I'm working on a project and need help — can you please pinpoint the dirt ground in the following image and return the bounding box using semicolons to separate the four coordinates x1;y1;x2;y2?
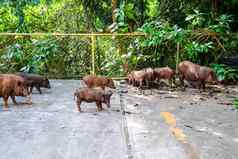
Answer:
0;80;237;159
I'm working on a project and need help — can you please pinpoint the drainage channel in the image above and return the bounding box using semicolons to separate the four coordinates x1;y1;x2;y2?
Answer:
118;80;134;159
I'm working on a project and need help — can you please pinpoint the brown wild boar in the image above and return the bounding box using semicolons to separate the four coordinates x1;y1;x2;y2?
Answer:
83;75;116;89
153;67;175;87
198;66;217;88
130;68;154;88
178;61;217;89
143;67;154;87
74;87;113;112
0;74;30;110
127;72;134;85
16;72;51;94
131;70;146;88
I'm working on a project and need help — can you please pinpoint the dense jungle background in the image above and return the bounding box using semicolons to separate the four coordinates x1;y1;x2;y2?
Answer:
0;0;237;81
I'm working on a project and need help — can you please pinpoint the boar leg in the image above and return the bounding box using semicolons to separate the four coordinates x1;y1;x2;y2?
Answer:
30;86;34;93
106;98;111;108
169;79;172;88
3;96;9;111
179;74;186;90
139;80;144;94
169;77;175;88
24;92;32;105
11;96;18;105
157;78;161;88
172;76;176;88
36;85;42;94
200;81;206;90
76;99;82;112
96;101;103;111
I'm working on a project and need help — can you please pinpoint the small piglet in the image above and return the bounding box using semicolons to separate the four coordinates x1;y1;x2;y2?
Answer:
83;75;116;89
0;74;30;110
16;72;51;94
74;88;113;112
153;67;175;87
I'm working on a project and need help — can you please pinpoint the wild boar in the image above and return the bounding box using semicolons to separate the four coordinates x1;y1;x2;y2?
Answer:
0;74;29;110
153;67;175;87
74;87;113;112
178;61;217;89
83;75;116;89
16;72;51;94
127;73;134;85
143;67;154;87
198;66;217;88
130;68;154;88
131;70;146;88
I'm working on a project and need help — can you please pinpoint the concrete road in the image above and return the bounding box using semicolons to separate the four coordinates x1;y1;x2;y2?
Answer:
0;80;238;159
124;83;238;159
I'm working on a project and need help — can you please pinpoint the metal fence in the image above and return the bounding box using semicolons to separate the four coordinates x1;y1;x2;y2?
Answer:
0;32;145;79
1;32;235;79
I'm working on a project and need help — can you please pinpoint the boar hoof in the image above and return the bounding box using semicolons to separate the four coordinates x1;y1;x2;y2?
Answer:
97;108;103;112
26;101;33;105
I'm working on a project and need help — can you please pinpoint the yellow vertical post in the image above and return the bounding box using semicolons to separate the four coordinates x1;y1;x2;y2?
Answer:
91;34;96;75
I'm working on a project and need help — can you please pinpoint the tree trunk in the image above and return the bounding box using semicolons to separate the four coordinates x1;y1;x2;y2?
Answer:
138;0;144;27
112;0;117;23
212;0;220;18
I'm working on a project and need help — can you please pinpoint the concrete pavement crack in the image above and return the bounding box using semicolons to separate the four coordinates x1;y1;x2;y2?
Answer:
119;81;134;159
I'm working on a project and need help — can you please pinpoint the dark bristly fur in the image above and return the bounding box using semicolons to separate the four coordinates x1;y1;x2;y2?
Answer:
16;72;51;94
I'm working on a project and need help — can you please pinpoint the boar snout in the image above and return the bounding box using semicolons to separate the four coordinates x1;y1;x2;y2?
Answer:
107;78;116;89
103;90;113;108
43;79;51;89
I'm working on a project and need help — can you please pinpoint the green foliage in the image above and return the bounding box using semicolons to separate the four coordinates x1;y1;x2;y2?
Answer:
209;14;233;33
23;37;61;73
0;0;237;78
100;47;124;76
145;0;159;19
1;43;25;72
139;21;172;47
185;41;213;63
122;39;148;70
233;98;238;109
185;10;206;29
114;1;129;32
0;37;61;73
0;0;44;32
158;0;186;26
211;64;238;82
